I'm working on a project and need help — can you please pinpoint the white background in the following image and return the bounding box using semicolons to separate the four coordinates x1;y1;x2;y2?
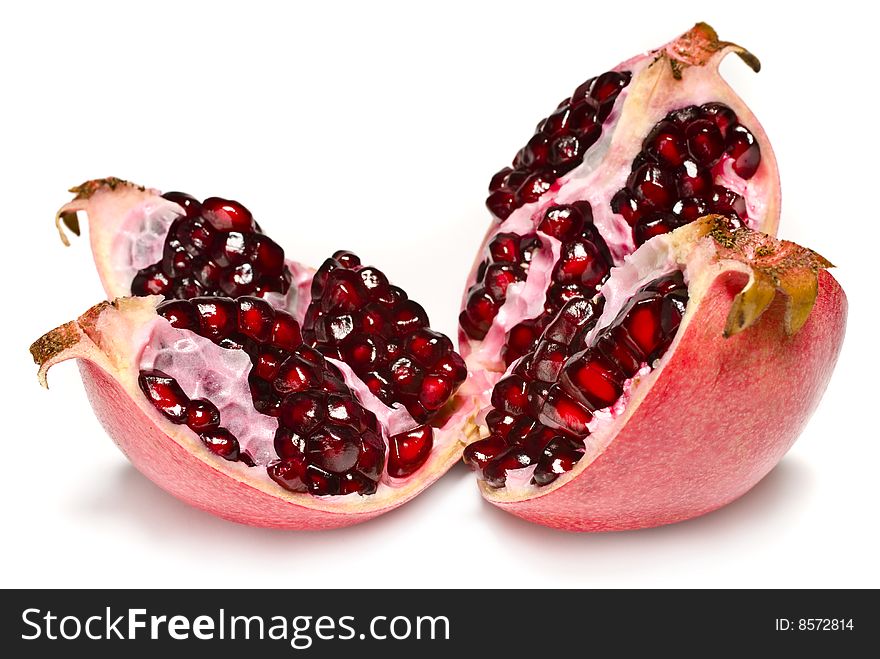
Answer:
1;1;877;588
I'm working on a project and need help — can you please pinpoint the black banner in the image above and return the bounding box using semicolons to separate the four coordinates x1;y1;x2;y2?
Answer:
1;589;874;655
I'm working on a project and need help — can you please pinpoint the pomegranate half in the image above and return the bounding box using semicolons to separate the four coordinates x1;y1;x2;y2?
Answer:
464;217;846;531
35;181;479;529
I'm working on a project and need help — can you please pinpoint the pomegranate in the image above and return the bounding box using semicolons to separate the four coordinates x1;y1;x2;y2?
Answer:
32;24;843;536
35;182;474;528
463;216;846;531
461;23;781;373
54;178;314;319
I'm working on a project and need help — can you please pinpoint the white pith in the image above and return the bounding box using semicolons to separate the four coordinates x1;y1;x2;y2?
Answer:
110;197;182;289
139;318;279;466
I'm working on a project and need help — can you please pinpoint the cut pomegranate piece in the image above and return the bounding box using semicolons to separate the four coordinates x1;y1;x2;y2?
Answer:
464;217;845;531
51;177;471;505
461;23;781;377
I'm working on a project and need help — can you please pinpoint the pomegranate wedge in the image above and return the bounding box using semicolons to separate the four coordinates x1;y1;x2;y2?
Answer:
461;23;781;375
39;179;478;527
464;217;846;531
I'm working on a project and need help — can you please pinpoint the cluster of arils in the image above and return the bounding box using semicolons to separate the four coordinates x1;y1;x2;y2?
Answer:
459;233;541;340
487;71;632;220
303;251;467;426
611;103;761;246
465;273;688;487
459;201;614;366
142;296;386;496
503;201;613;364
132;193;291;300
